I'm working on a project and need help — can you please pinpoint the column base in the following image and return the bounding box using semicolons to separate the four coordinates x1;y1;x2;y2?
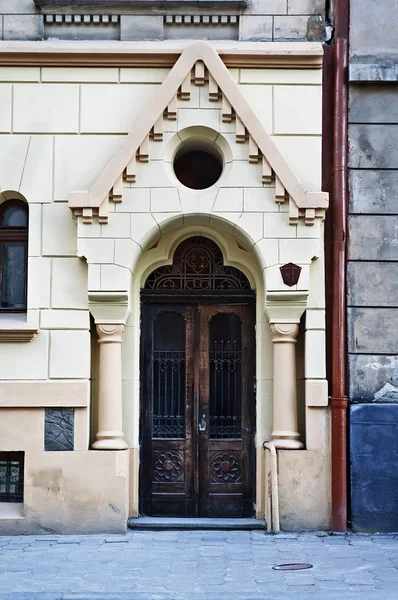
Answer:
270;439;305;450
92;432;128;450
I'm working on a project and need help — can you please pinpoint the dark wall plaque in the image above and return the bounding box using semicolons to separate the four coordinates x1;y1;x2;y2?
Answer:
280;262;302;287
44;408;74;452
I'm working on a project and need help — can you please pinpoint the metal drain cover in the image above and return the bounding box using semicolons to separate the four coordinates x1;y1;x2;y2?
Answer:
273;563;313;571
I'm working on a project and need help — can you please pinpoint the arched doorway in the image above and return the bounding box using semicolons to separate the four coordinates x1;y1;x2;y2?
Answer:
140;236;256;518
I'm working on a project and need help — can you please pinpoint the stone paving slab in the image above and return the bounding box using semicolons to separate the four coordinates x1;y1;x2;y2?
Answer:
0;531;398;599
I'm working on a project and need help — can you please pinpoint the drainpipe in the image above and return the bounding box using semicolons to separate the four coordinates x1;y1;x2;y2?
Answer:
263;442;280;534
331;0;349;532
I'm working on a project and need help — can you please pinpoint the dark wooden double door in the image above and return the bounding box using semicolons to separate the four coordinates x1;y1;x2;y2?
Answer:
140;301;255;518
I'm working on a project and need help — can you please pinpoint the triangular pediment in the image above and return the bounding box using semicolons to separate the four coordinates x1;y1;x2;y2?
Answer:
69;41;328;226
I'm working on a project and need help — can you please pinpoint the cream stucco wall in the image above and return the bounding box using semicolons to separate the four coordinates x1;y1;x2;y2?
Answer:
0;53;329;532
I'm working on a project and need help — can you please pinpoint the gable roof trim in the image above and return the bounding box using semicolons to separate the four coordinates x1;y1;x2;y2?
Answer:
68;41;328;226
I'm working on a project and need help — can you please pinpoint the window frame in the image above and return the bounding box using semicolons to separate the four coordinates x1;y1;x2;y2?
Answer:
0;451;25;503
0;199;29;313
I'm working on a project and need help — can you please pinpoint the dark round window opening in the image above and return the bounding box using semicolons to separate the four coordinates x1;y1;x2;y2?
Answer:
174;143;223;190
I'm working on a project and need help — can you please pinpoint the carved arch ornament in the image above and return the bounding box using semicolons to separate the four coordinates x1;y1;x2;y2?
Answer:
68;41;328;227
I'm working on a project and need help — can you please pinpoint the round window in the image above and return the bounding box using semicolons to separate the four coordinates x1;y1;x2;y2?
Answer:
173;141;223;190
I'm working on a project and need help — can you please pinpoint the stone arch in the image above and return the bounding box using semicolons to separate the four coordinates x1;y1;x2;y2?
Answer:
0;190;29;205
122;215;270;517
131;213;267;287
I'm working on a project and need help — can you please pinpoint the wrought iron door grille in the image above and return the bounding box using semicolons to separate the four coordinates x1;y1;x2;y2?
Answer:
145;236;251;291
153;350;186;438
0;452;24;503
210;341;242;439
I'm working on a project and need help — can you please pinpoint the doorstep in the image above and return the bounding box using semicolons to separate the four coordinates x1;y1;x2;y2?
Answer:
128;517;266;530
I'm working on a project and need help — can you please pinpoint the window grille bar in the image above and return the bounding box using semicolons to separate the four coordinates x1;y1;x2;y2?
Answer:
0;452;24;503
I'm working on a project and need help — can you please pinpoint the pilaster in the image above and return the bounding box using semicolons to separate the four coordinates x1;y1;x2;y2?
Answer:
270;322;304;450
92;323;128;450
89;291;130;451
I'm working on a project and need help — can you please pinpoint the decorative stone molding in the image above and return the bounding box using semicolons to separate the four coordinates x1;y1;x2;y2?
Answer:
165;15;238;25
0;310;40;343
44;14;119;24
0;329;38;343
97;323;124;343
96;319;124;347
34;0;248;10
270;323;304;450
88;291;130;325
0;41;324;69
265;291;308;324
270;323;299;345
68;41;328;228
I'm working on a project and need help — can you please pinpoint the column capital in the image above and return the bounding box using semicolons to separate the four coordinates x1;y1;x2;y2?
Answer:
88;291;130;325
96;323;125;344
265;291;308;324
270;323;299;344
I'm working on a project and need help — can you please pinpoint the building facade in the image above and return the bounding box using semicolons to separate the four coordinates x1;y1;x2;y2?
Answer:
5;0;395;535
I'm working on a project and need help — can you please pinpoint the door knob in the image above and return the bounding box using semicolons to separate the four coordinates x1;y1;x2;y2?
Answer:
199;414;206;432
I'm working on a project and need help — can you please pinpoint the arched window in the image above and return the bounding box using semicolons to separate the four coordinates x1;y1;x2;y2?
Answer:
0;200;28;311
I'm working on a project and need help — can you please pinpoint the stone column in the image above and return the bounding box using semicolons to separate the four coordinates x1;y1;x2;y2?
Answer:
92;324;128;450
270;323;304;449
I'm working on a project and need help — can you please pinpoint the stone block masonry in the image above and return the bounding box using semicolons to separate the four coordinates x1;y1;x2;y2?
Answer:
0;1;329;41
350;404;398;532
348;0;398;532
3;14;43;40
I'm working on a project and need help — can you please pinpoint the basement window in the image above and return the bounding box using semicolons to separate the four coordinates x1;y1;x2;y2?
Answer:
0;452;24;503
174;141;223;190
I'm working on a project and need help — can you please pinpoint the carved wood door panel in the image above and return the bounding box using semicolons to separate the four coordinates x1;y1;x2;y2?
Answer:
140;302;254;518
197;305;254;518
141;304;195;518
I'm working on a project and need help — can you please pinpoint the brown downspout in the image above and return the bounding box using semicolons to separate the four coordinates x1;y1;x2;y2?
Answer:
331;0;349;532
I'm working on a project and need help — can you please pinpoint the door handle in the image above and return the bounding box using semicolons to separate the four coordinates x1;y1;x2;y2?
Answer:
199;414;206;432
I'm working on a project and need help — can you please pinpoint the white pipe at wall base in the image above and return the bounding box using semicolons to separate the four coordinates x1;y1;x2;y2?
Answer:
263;442;280;534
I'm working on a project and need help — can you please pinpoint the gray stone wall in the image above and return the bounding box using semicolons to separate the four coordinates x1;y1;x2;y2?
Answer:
350;404;398;532
350;0;398;64
348;93;398;404
0;1;43;40
348;0;398;532
0;0;328;41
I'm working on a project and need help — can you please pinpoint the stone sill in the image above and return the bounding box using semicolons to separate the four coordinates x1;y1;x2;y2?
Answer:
0;330;38;342
0;314;38;342
0;503;24;520
34;0;249;12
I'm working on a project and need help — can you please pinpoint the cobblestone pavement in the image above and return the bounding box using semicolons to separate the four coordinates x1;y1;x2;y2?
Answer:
1;530;398;600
